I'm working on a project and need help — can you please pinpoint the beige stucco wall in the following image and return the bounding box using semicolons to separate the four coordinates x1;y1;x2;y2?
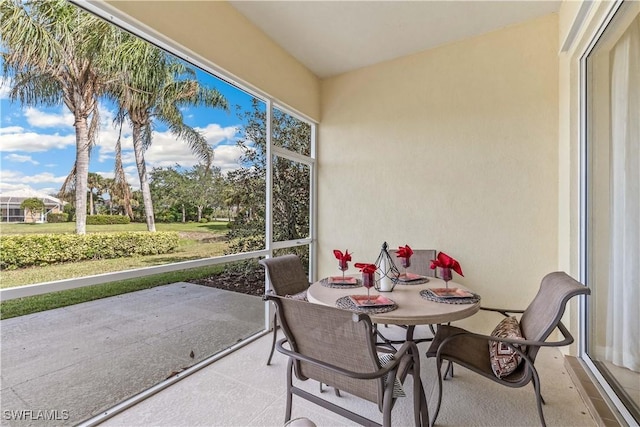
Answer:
100;0;320;121
319;14;559;330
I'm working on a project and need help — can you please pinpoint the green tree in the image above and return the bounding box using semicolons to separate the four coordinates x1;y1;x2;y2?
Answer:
20;197;45;223
107;35;228;232
185;164;223;222
1;0;115;234
87;172;105;215
150;166;189;222
227;100;311;254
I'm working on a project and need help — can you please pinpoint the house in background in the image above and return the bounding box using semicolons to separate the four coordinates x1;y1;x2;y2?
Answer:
0;189;65;223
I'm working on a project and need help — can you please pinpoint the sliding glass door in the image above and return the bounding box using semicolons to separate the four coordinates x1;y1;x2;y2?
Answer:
584;2;640;424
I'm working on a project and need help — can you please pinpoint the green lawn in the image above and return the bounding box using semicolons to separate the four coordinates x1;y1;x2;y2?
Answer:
0;221;236;319
0;221;231;288
1;221;229;235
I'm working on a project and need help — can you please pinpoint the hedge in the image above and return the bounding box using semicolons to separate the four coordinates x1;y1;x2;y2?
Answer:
0;231;180;270
47;213;68;223
86;215;130;225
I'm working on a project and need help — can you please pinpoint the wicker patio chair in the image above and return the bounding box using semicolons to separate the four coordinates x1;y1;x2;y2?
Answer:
426;271;590;427
259;255;310;366
265;294;428;427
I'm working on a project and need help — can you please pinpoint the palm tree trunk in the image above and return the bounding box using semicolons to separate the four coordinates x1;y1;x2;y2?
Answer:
182;204;186;223
74;116;90;235
114;130;134;220
89;190;94;215
132;125;156;232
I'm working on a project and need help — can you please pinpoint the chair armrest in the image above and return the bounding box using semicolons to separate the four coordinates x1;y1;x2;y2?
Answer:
480;306;525;316
276;338;416;380
439;320;575;351
262;289;275;300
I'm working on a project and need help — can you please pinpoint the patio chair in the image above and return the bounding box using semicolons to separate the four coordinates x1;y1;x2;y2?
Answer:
389;249;437;278
265;294;428;427
426;271;590;427
259;255;310;366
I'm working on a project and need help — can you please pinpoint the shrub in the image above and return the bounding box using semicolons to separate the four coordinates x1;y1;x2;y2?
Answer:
86;215;131;225
47;213;68;223
0;231;180;270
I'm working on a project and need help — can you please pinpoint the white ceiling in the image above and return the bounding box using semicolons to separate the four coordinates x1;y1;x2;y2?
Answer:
230;1;561;78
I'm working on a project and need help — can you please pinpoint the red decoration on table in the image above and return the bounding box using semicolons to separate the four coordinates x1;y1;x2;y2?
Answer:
429;252;464;277
355;262;378;302
354;263;377;274
333;249;352;269
396;244;413;269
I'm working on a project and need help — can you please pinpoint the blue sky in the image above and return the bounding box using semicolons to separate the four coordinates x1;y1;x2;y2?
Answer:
0;67;260;196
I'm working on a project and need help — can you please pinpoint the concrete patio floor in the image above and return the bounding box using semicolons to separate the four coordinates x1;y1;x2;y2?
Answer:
0;283;597;427
0;283;264;427
100;325;596;427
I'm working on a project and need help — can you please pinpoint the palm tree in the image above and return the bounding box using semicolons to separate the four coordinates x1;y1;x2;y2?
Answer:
0;0;115;234
113;121;134;220
108;36;228;231
87;172;105;215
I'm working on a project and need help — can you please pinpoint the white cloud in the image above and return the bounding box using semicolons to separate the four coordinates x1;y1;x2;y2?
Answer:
212;144;245;175
0;126;24;134
3;153;39;165
0;170;67;193
24;107;74;128
0;182;35;193
0;77;12;100
199;123;238;146
119;124;239;170
0;128;75;152
96;171;114;180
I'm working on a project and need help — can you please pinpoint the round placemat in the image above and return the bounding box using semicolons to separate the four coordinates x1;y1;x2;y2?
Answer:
396;277;430;285
321;277;362;289
419;289;480;305
335;295;398;313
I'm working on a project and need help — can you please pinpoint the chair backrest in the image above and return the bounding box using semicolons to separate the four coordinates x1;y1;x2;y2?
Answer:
259;255;309;296
519;272;590;359
389;249;437;277
268;295;385;406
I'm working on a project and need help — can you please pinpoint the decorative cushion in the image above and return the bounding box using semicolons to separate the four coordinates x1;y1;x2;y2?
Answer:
489;316;526;379
285;290;308;301
377;352;406;398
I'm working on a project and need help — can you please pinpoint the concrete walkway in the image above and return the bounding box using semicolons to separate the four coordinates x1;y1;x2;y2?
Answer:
0;283;264;427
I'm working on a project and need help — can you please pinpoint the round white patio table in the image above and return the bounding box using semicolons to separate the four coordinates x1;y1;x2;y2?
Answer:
307;276;480;342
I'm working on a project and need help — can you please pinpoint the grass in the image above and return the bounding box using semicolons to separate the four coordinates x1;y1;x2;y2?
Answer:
0;221;234;318
0;264;226;320
0;221;229;235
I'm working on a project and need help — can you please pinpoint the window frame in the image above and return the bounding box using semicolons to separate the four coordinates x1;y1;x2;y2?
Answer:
578;1;638;424
1;1;318;298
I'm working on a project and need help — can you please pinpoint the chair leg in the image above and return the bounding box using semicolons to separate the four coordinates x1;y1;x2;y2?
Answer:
444;361;454;380
267;312;278;365
530;366;547;427
285;359;294;423
319;382;341;397
430;357;445;427
411;356;428;427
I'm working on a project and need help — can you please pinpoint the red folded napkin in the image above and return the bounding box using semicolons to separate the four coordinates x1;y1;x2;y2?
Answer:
333;249;352;268
429;252;464;277
396;245;413;259
354;262;377;274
